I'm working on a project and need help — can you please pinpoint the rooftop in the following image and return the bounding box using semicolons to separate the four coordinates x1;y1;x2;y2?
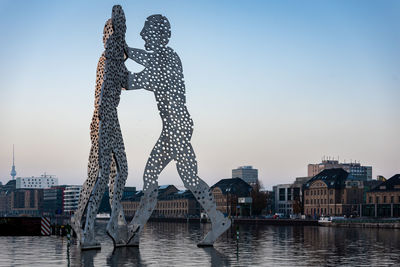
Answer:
369;174;400;192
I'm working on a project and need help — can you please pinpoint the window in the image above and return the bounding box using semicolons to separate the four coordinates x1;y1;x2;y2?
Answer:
330;190;333;195
287;189;292;201
391;196;394;203
384;196;387;203
376;196;379;203
279;188;285;201
369;196;372;203
330;199;333;204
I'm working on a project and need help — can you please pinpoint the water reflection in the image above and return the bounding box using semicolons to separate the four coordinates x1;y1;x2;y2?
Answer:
107;247;143;267
201;247;230;267
0;221;399;266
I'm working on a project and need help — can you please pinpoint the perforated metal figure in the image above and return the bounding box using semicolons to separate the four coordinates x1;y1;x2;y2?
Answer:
73;5;129;249
125;14;231;246
71;17;115;248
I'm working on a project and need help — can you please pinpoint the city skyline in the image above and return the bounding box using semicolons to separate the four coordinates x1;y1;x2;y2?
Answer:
0;0;399;189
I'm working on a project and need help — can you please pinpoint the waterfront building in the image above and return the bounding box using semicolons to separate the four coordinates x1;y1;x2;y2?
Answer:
16;174;58;189
303;168;364;217
232;166;258;185
42;186;66;215
122;185;201;218
0;180;16;216
64;185;82;213
308;159;372;181
10;189;43;216
272;177;309;217
0;191;10;215
273;183;293;216
365;174;400;217
211;178;253;216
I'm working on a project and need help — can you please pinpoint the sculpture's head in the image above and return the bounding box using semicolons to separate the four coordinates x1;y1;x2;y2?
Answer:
141;14;171;51
103;19;113;48
111;5;126;36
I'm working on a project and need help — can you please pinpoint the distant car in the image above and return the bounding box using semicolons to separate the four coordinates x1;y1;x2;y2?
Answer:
274;213;285;219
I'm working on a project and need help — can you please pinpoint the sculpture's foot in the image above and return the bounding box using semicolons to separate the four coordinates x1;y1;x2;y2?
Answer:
125;235;139;247
197;213;231;247
106;218;128;247
81;241;101;250
126;224;141;246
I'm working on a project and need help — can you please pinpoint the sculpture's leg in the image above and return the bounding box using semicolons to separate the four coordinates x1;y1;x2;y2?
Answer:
72;145;99;242
81;147;112;250
107;146;128;247
127;139;171;246
176;143;231;247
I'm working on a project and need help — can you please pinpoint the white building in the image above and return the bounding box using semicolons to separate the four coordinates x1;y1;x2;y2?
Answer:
15;174;58;189
273;177;310;216
64;185;82;213
232;166;258;185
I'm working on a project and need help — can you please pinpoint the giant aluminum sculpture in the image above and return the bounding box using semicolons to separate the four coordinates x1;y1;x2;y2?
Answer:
124;14;231;247
73;5;230;250
72;5;129;250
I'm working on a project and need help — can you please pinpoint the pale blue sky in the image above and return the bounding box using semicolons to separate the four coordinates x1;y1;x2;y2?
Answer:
0;0;399;189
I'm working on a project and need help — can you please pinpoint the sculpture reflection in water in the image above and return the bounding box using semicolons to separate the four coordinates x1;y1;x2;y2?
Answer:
125;14;231;246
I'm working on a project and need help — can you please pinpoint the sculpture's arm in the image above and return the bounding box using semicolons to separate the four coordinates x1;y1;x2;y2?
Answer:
126;70;153;91
125;46;150;67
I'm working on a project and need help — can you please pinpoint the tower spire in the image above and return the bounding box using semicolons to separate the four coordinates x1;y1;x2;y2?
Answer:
10;144;17;180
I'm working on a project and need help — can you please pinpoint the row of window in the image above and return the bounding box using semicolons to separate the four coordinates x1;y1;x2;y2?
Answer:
306;189;333;196
306;207;341;215
368;195;400;204
306;198;334;205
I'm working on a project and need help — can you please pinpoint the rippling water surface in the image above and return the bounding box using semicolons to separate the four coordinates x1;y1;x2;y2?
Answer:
1;221;400;266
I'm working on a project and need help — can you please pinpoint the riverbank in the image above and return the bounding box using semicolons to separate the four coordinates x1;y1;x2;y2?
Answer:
323;218;400;229
145;217;319;226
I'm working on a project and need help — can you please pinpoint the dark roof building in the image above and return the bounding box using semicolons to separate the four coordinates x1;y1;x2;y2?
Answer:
365;174;400;217
211;178;253;197
368;174;400;193
303;168;356;190
303;168;365;217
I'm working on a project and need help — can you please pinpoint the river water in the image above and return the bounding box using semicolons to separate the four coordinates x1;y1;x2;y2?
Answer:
0;221;399;266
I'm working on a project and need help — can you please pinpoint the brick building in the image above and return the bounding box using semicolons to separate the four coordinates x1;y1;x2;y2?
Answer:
10;189;43;216
122;185;200;218
303;168;364;217
365;174;400;217
211;178;253;216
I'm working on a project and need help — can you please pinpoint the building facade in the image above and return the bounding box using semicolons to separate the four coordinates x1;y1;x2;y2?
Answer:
16;174;58;189
303;168;364;217
365;174;400;217
64;185;82;213
211;178;253;217
42;186;66;215
272;177;309;217
10;189;43;216
308;159;372;181
122;185;200;218
232;166;258;185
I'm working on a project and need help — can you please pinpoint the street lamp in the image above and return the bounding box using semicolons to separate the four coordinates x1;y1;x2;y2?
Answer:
226;188;231;217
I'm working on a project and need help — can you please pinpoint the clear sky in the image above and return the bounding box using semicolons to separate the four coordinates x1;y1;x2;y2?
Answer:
0;0;399;189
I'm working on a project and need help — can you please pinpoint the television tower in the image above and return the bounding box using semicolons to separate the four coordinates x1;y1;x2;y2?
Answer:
10;144;17;180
